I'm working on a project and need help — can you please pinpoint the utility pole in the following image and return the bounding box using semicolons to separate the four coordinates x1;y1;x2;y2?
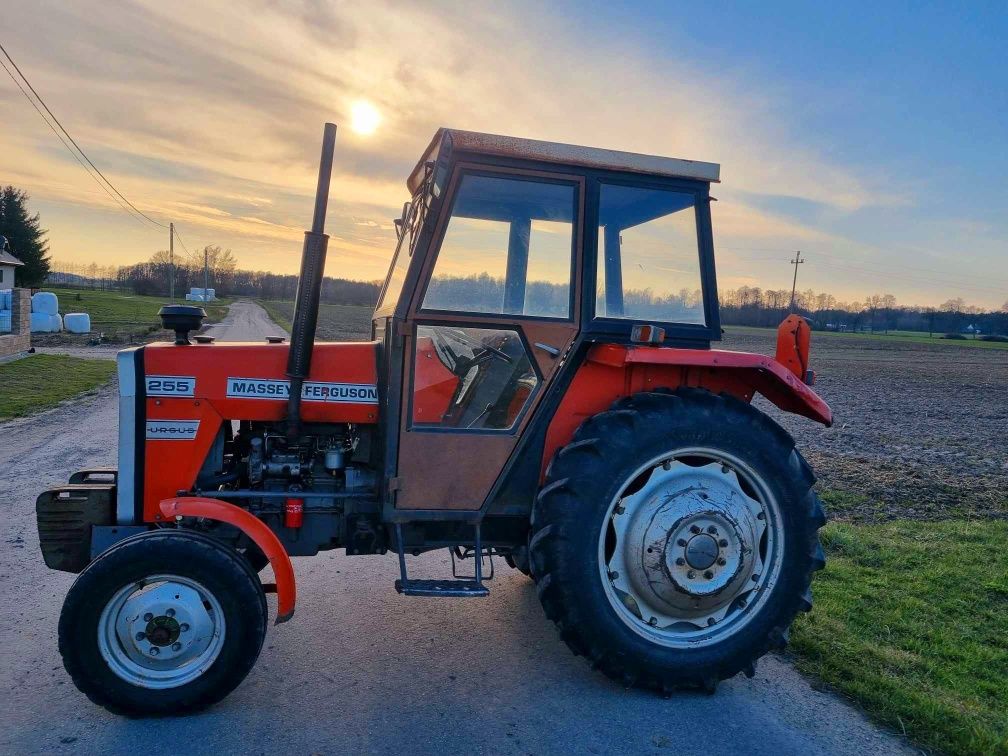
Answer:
203;246;209;301
789;251;804;311
169;222;175;302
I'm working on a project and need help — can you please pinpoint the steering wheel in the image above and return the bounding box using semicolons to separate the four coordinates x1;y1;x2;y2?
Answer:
441;327;513;364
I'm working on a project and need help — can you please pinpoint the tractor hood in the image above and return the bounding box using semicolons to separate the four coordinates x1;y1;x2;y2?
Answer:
139;341;380;425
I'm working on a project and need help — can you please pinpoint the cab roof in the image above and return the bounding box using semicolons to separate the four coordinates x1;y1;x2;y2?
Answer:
407;128;720;194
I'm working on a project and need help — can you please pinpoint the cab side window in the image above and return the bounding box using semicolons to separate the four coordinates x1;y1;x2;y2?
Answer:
422;174;576;319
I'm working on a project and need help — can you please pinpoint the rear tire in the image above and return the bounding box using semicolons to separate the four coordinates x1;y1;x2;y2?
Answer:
530;388;825;692
59;530;268;715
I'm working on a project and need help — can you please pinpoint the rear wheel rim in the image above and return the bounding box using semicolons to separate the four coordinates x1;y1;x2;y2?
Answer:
598;447;784;650
97;574;226;689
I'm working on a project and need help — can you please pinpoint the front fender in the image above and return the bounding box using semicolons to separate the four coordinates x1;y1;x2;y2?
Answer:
158;497;296;623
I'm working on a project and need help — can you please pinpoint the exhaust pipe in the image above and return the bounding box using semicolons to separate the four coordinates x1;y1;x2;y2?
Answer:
286;122;337;442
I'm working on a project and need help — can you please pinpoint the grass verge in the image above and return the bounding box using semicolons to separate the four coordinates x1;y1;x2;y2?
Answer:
792;518;1008;755
0;354;116;420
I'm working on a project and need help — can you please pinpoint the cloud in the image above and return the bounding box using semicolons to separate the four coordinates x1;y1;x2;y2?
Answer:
0;0;1001;306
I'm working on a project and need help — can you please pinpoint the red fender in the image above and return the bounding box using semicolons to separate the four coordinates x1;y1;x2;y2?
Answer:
159;496;296;623
542;344;833;478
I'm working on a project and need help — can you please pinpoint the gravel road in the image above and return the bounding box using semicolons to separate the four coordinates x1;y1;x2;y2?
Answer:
0;301;910;755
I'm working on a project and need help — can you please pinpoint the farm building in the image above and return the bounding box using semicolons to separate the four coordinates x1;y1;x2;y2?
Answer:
0;236;25;287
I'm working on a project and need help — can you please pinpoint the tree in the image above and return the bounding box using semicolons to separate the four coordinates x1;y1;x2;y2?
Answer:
0;185;51;286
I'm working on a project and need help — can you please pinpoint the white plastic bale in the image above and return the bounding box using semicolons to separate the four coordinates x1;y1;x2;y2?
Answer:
50;313;63;332
30;311;54;332
31;291;59;315
64;312;91;333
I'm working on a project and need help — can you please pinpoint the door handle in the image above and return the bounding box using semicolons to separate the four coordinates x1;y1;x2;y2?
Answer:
534;342;561;358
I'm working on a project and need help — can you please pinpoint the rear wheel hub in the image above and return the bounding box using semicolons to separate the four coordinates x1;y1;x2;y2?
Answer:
601;450;783;648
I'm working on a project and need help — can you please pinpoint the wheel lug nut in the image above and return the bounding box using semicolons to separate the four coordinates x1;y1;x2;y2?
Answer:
677;539;687;547
751;574;759;582
690;525;701;535
703;571;713;579
166;608;175;617
675;557;685;566
608;570;619;580
719;539;728;548
143;613;153;622
687;570;696;579
648;617;658;627
707;617;716;626
707;526;717;534
172;642;182;652
717;558;726;566
180;623;190;632
149;647;160;656
135;632;145;641
757;512;765;520
614;505;625;515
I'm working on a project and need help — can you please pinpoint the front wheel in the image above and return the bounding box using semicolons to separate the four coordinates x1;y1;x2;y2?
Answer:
59;530;268;715
530;388;826;692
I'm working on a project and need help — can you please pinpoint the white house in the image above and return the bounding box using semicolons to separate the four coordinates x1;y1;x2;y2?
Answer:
0;236;25;287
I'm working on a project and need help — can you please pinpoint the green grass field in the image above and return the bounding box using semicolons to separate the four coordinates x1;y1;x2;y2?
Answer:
725;323;1008;349
47;287;229;339
792;518;1008;755
0;354;116;419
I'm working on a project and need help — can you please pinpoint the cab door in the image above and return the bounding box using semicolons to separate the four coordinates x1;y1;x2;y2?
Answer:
394;167;583;510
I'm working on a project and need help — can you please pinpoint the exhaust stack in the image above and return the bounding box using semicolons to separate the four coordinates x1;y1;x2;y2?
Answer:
286;122;337;441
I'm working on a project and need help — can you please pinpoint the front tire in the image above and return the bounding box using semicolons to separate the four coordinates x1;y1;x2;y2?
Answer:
59;530;268;715
530;388;826;692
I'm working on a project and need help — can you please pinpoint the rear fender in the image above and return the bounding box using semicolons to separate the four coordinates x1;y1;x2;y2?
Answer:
542;344;832;477
158;497;296;623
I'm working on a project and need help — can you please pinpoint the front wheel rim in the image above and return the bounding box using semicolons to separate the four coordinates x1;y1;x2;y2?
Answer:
598;448;785;650
97;574;226;689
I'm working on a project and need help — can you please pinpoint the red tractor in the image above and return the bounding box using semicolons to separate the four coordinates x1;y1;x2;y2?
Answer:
38;124;831;714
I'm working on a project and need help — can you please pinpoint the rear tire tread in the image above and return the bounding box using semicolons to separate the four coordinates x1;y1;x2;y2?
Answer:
530;388;826;693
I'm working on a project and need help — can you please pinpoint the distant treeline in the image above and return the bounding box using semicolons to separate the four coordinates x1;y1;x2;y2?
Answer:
48;256;1007;335
721;286;1008;335
50;252;382;307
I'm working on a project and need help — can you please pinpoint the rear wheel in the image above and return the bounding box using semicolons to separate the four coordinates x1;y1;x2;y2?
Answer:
530;388;825;692
59;530;267;715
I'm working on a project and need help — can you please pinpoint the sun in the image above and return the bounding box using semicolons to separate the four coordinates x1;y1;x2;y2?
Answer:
350;101;381;135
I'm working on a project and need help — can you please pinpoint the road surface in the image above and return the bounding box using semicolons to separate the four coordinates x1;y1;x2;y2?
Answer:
0;301;911;755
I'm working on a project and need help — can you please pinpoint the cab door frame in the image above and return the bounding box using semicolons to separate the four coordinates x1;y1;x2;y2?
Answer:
390;162;585;515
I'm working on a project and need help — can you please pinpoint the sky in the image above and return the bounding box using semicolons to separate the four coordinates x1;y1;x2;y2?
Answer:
1;0;1005;308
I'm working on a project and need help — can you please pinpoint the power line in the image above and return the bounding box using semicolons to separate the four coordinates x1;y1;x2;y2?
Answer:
789;251;804;310
172;227;192;257
0;54;148;227
0;40;166;229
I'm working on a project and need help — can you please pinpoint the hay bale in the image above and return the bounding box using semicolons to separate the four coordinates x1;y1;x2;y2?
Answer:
64;313;91;333
31;311;55;332
32;291;59;315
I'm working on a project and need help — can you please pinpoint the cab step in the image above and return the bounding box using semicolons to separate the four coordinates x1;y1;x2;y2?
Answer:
394;578;489;597
394;522;490;598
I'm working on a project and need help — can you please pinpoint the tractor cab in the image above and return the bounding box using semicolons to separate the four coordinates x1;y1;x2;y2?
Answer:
372;130;725;514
